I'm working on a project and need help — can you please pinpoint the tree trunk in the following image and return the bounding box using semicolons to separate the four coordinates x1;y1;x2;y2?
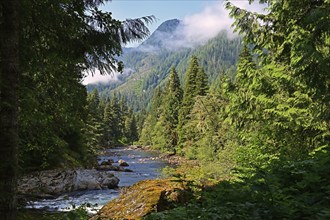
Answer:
0;0;19;219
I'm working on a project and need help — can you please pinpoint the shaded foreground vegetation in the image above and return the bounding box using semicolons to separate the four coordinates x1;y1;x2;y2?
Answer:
146;148;330;219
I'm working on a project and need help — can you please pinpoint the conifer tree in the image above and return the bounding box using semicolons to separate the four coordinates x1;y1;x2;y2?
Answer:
226;0;330;166
196;68;208;96
178;56;198;131
124;108;139;144
139;88;163;145
178;56;208;148
164;67;182;127
151;67;183;151
85;89;103;150
180;56;199;121
162;67;182;151
102;94;123;146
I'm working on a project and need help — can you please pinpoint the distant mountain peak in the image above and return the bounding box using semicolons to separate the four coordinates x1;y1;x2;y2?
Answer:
139;19;182;49
154;19;181;33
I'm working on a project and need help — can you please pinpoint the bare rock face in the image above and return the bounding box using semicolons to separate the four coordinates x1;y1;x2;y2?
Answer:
18;169;119;196
91;179;190;220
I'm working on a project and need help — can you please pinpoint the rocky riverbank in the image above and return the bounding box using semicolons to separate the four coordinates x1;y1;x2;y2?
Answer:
19;146;169;214
18;169;119;199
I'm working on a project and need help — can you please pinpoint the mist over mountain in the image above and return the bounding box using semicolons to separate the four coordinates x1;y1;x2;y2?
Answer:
139;19;181;49
87;19;242;111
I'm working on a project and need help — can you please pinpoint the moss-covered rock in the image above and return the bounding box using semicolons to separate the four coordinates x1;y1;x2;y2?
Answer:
91;179;190;220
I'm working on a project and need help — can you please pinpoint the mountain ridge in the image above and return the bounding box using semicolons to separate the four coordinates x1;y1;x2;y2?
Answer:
87;19;242;111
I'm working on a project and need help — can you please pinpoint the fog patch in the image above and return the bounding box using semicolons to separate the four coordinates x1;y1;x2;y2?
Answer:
82;68;134;85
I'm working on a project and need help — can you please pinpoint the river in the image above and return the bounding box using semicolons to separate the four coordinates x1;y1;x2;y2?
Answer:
25;147;167;214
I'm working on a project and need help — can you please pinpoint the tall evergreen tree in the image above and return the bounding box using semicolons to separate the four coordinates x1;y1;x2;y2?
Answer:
178;56;208;148
85;89;103;153
139;88;163;145
162;67;182;151
164;68;182;126
124;108;139;144
149;67;183;151
102;95;123;146
180;56;199;121
195;68;208;96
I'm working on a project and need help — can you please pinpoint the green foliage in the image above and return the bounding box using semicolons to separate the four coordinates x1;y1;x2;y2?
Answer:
64;206;90;220
99;93;139;146
146;147;330;220
139;88;164;146
18;206;90;220
142;1;330;219
179;56;200;122
18;66;89;169
195;68;208;96
158;67;182;151
13;0;154;171
183;94;228;161
83;89;104;157
102;95;122;146
178;56;209;150
224;0;330;170
123;108;139;144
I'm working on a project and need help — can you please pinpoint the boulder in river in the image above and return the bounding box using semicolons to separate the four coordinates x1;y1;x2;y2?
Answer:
118;159;129;167
100;159;115;166
100;161;111;166
18;169;119;196
91;179;191;220
96;165;132;172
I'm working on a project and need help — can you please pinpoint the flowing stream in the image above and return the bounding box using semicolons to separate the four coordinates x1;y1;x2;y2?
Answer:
25;147;167;214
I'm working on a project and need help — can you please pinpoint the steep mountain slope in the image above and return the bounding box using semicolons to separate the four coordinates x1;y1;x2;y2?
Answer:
87;19;242;111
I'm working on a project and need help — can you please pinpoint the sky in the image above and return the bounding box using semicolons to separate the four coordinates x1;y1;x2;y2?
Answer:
83;0;266;84
102;0;215;36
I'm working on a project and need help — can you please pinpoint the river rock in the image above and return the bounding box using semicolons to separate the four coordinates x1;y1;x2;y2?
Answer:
18;169;119;196
96;165;132;172
91;179;190;220
100;161;111;166
118;159;129;167
100;159;114;166
128;145;142;150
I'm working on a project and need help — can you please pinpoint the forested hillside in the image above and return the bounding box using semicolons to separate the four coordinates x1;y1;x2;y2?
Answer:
87;19;242;111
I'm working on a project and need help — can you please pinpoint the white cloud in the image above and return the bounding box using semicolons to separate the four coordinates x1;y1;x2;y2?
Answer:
180;2;234;45
170;0;267;47
82;68;134;85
